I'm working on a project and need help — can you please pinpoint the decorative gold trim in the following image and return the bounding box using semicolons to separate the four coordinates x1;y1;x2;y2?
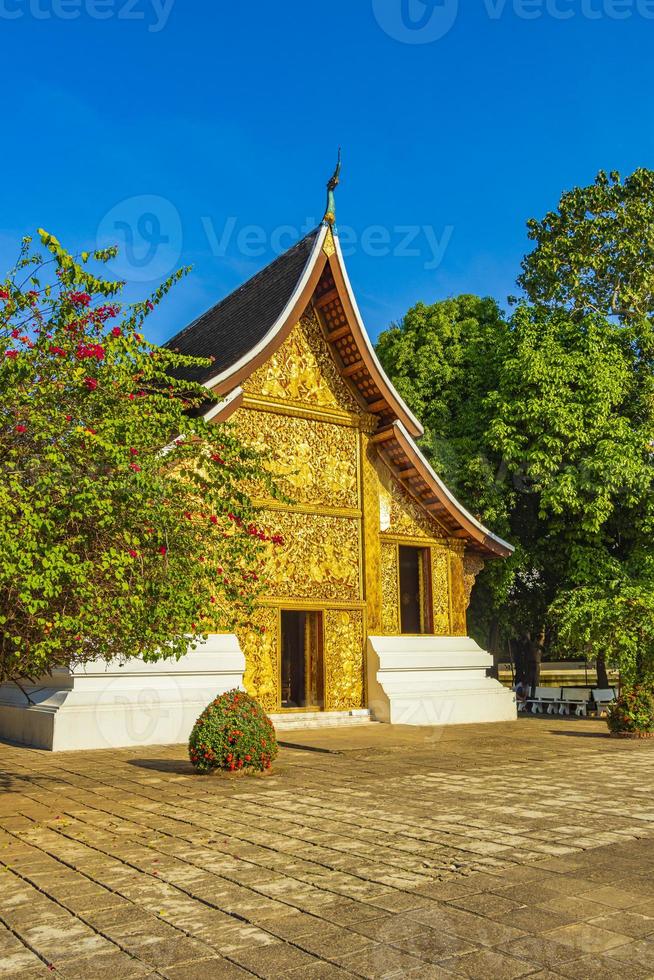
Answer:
252;498;362;519
323;228;337;257
259;598;367;611
242;394;361;428
381;534;447;549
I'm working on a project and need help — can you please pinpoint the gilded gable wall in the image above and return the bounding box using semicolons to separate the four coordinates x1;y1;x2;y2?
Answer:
223;306;467;712
230;309;366;710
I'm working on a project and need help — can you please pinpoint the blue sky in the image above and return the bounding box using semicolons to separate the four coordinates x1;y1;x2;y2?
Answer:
1;1;652;344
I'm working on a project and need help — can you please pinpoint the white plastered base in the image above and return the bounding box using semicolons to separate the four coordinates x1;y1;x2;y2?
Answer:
0;635;245;751
366;635;517;726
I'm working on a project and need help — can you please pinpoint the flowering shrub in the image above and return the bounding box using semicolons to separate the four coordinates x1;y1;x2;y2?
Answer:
189;689;278;773
606;685;654;735
0;230;284;685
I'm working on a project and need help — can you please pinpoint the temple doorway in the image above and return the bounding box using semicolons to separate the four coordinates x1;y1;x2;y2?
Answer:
280;611;324;710
399;546;432;634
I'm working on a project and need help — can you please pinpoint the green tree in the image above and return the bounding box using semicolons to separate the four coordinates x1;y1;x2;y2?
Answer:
375;295;518;663
488;304;652;683
377;183;654;686
518;167;654;685
0;231;278;687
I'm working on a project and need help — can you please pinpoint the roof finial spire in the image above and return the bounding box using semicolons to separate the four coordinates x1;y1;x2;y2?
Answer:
322;148;342;228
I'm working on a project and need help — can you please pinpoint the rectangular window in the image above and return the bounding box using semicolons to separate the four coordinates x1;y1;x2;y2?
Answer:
399;546;432;635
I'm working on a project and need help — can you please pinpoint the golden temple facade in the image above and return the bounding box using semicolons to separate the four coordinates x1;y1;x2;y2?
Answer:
169;224;511;716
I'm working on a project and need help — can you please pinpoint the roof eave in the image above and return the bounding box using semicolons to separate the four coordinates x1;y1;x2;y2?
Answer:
393;421;515;558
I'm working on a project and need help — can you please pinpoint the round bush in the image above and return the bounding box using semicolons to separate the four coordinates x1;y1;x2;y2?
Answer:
189;689;278;773
606;685;654;736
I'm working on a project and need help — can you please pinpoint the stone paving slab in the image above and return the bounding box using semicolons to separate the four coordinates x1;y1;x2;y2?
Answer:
0;716;653;977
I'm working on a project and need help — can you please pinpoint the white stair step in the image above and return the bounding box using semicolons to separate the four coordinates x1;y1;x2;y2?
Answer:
269;709;371;731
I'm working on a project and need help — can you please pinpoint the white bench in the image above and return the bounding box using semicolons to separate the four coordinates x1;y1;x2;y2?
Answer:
526;687;562;714
592;687;616;716
557;688;592;717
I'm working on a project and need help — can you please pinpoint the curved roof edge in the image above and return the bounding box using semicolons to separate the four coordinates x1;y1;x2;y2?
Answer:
198;227;424;437
392;421;514;558
331;234;424;439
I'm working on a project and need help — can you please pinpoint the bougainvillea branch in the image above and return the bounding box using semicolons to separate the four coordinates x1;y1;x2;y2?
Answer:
0;230;281;684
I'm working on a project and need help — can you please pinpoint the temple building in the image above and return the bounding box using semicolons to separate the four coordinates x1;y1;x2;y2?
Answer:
0;168;516;751
165;170;516;728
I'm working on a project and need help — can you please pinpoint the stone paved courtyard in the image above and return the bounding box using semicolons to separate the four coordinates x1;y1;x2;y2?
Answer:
1;716;654;978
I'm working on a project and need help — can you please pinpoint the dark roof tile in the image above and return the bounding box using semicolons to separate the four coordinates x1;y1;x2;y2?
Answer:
165;227;320;384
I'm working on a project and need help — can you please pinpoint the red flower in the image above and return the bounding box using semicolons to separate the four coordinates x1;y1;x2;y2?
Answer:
49;345;67;357
65;414;72;421
128;549;138;558
145;301;154;312
210;515;218;525
129;447;138;456
111;326;122;338
128;393;135;400
83;377;97;391
129;463;141;473
211;454;225;464
76;342;105;361
69;291;91;307
0;288;9;300
5;350;18;359
159;546;167;556
15;424;26;434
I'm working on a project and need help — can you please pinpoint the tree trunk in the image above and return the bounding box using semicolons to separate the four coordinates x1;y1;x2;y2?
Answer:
524;628;545;689
596;651;609;689
512;639;529;686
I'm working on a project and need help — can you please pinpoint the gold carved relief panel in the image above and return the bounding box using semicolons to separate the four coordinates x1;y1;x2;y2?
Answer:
260;510;361;603
232;407;359;510
323;609;365;710
243;310;361;413
362;436;382;632
381;541;400;635
236;607;279;712
372;457;446;540
431;548;452;635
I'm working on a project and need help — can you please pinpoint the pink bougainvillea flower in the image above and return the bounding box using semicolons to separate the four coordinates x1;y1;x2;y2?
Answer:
69;291;91;307
76;342;105;361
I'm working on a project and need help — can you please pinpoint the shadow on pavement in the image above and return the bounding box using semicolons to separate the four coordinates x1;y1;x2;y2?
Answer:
127;758;195;775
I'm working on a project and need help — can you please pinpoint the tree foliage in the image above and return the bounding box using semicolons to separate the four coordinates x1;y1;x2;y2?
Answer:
377;169;654;685
0;231;280;685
